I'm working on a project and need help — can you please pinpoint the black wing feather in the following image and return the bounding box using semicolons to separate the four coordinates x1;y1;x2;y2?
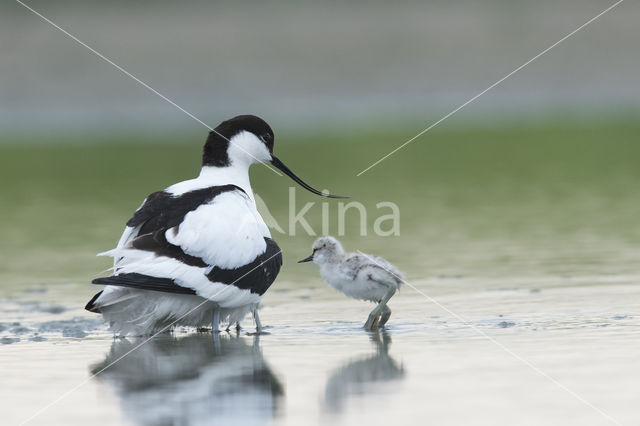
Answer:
127;185;246;235
206;238;282;295
92;273;197;295
121;184;246;266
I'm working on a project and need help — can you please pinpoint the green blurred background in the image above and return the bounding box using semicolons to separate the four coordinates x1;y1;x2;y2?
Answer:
1;0;639;295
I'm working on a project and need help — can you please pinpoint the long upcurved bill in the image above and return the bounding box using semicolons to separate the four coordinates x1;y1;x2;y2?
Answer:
271;155;348;199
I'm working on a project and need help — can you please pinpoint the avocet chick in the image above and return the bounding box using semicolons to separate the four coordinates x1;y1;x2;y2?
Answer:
298;236;403;330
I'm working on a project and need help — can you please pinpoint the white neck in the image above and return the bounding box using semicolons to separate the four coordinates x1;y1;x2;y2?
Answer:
166;164;254;202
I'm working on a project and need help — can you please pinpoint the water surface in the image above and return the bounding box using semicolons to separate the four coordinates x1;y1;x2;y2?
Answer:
1;123;640;425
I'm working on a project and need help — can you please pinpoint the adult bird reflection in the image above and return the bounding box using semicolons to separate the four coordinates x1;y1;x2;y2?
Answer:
90;333;283;425
324;330;405;412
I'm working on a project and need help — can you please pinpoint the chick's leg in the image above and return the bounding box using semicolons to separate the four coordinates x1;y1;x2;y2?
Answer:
379;305;392;327
364;286;396;330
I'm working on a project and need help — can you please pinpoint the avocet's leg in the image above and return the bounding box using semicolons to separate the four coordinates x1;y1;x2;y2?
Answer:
379;305;392;327
364;287;396;331
212;309;220;334
212;331;221;354
253;309;263;334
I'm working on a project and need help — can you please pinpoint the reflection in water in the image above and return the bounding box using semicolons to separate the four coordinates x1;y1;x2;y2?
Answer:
324;330;405;412
91;333;283;425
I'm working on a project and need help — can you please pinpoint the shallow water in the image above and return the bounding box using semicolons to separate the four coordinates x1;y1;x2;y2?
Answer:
2;124;640;425
1;275;639;426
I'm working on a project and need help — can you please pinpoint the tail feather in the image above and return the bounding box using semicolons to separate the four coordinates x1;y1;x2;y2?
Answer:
85;290;103;313
85;286;140;314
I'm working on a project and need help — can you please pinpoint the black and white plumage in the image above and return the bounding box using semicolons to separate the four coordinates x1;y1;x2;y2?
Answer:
86;115;343;335
298;236;403;330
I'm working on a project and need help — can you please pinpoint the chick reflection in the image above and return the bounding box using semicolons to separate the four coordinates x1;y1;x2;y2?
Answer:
91;333;283;425
324;330;405;411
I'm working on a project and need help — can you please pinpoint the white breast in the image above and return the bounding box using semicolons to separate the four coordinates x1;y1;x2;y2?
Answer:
165;191;269;269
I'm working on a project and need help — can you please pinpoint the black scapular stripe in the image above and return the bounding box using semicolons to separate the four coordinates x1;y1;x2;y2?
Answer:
127;184;246;235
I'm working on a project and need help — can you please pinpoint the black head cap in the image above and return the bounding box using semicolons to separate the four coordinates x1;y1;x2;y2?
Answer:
202;115;274;167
